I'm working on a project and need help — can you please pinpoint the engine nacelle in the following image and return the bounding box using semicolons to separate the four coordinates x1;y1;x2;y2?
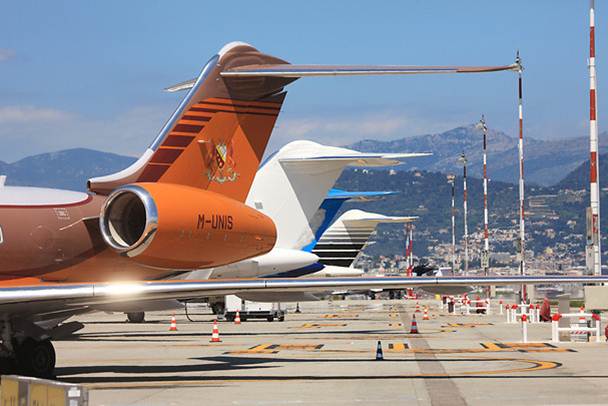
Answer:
100;183;276;269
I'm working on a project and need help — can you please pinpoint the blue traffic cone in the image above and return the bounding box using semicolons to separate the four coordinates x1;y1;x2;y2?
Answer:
375;340;384;360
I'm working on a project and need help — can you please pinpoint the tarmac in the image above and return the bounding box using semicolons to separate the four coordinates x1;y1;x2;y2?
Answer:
53;299;608;405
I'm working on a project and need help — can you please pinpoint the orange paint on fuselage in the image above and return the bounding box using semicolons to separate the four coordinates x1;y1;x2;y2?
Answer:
127;183;276;270
0;187;275;282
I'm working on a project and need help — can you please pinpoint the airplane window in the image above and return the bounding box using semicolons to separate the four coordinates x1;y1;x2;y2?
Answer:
0;226;3;244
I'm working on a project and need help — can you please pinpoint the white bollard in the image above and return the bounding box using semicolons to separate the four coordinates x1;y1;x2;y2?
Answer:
506;306;511;323
551;319;559;343
511;306;517;324
499;301;504;315
529;305;536;324
522;314;528;343
486;299;492;315
536;307;541;323
595;316;602;343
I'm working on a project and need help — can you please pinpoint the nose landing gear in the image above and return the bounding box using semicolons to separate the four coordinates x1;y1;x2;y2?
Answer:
15;338;56;378
0;319;56;379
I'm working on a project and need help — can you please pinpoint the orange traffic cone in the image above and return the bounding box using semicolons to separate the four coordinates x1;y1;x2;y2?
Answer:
415;302;421;313
234;310;241;325
169;314;177;332
423;307;430;320
210;319;222;342
410;314;419;334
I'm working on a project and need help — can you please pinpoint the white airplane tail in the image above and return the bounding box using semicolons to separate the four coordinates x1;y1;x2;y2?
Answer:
245;140;427;250
312;209;416;268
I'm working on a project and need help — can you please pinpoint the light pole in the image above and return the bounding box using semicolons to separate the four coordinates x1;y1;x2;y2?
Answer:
447;174;457;273
588;0;602;276
459;153;469;276
515;52;527;302
478;115;490;276
405;224;412;277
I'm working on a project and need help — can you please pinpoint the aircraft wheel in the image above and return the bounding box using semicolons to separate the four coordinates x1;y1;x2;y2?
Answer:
16;338;56;379
0;356;17;375
211;302;225;316
126;312;145;323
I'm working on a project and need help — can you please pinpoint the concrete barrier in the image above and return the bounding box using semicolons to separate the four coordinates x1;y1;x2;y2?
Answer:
1;375;88;405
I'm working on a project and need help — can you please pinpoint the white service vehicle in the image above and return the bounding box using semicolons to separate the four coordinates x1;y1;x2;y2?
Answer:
224;295;285;322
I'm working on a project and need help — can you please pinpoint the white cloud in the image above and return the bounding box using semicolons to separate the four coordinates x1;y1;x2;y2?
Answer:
0;106;73;123
0;49;15;62
0;103;464;163
0;104;168;162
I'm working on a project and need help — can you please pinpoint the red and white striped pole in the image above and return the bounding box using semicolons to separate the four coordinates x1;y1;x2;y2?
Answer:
405;225;412;277
589;0;602;276
459;153;469;276
408;225;414;272
447;174;457;273
516;52;527;301
480;115;490;276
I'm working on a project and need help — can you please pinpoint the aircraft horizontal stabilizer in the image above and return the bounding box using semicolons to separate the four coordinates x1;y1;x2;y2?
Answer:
326;189;397;200
166;63;519;92
280;152;431;167
343;215;418;226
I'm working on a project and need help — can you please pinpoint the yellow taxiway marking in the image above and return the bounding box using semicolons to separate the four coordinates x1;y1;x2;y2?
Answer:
297;323;348;329
276;344;324;351
394;343;574;354
81;357;561;390
226;343;279;354
479;342;575;353
225;343;325;354
387;342;410;352
322;314;340;318
445;323;494;328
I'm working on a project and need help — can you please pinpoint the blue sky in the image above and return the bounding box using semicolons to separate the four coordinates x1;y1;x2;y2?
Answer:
0;1;605;162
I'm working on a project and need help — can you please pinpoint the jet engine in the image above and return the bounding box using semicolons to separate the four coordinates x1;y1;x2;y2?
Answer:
100;183;276;269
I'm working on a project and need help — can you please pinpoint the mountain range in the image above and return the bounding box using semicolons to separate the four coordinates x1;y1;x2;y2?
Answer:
347;125;608;186
0;148;135;191
1;131;607;265
0;125;605;192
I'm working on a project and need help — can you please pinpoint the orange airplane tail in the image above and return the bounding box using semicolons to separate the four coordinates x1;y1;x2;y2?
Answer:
88;42;293;202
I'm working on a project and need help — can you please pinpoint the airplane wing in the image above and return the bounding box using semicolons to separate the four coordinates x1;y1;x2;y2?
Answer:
3;276;607;317
166;63;519;92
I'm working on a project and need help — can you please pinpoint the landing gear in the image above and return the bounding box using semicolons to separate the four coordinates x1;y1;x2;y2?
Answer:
126;312;145;323
211;302;226;316
0;319;56;378
15;338;56;379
